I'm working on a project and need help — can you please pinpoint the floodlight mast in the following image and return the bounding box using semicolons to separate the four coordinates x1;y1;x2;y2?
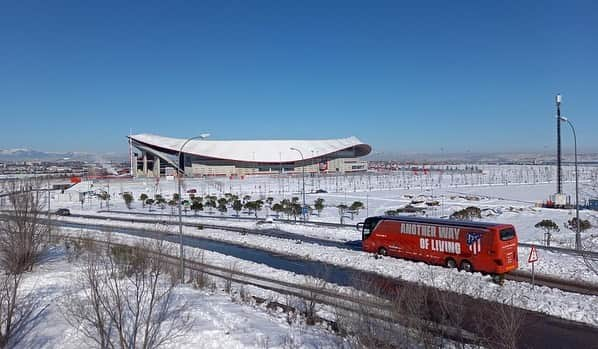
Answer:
556;94;562;194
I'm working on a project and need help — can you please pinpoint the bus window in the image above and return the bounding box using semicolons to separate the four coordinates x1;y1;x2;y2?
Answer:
500;228;516;241
362;217;381;240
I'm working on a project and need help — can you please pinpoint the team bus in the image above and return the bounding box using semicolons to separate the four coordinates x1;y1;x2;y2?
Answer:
357;215;518;279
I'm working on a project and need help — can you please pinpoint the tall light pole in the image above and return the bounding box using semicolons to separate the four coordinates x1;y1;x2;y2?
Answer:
557;114;580;250
556;94;563;194
290;147;306;221
177;133;210;282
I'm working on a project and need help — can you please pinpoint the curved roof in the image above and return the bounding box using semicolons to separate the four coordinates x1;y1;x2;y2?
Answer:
130;134;371;163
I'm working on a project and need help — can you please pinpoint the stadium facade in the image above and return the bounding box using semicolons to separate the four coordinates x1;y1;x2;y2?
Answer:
129;134;372;177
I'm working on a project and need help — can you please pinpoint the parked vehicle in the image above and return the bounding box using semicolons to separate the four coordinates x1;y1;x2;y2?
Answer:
256;217;274;225
55;208;71;216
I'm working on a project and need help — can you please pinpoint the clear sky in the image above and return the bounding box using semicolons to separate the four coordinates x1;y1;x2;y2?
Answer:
1;1;596;154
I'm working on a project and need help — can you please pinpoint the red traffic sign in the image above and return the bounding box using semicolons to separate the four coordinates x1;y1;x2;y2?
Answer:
528;245;539;263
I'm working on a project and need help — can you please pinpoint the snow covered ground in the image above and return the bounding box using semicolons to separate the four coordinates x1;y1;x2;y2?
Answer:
53;218;598;327
18;165;598;331
20;242;350;349
47;165;598;251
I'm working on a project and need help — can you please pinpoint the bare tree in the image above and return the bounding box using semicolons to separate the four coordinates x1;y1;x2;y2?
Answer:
0;180;49;274
223;261;238;295
60;237;191;348
0;179;48;348
0;272;46;348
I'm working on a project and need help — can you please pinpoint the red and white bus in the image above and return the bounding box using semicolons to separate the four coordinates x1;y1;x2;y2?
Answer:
357;215;518;277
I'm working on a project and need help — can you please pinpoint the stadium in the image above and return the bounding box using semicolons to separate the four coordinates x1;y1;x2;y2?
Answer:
128;134;372;177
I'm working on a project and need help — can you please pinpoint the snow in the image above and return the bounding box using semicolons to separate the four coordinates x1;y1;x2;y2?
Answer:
35;165;598;329
19;244;349;348
53;165;598;251
54;217;598;327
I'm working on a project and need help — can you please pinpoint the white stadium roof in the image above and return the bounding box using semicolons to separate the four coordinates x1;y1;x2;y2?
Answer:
129;134;371;163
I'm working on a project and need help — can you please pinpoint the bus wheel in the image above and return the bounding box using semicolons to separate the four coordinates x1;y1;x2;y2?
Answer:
492;274;505;285
445;258;457;269
378;247;388;256
460;260;473;272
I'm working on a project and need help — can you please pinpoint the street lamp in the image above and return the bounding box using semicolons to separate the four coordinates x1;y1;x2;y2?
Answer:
290;147;306;221
557;113;580;250
177;133;210;282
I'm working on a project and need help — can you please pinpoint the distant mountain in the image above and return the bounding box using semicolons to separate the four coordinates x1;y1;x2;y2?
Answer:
0;149;127;162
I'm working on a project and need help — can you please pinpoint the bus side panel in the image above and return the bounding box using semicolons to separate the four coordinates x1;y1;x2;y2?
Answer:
368;220;420;257
363;218;519;275
371;221;455;265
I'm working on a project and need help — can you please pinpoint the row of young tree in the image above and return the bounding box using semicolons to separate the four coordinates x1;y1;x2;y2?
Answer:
123;192;366;222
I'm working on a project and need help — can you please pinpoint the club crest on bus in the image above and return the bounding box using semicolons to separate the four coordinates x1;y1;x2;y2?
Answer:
467;232;482;255
467;233;482;245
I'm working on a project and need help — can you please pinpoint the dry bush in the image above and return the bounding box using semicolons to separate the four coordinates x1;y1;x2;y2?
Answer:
337;274;407;349
238;285;250;303
471;294;525;349
190;269;211;290
223;261;238;294
297;275;328;326
284;295;299;325
341;269;475;349
60;238;191;348
189;251;211;289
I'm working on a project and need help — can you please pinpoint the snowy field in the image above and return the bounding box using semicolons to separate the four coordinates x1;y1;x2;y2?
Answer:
20;239;350;349
53;219;598;327
43;164;598;251
7;164;598;339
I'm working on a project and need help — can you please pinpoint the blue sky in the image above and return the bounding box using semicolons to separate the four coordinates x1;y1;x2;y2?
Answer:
1;1;596;154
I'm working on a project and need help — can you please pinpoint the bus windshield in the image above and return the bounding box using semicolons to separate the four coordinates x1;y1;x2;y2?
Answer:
362;217;381;240
500;228;516;241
